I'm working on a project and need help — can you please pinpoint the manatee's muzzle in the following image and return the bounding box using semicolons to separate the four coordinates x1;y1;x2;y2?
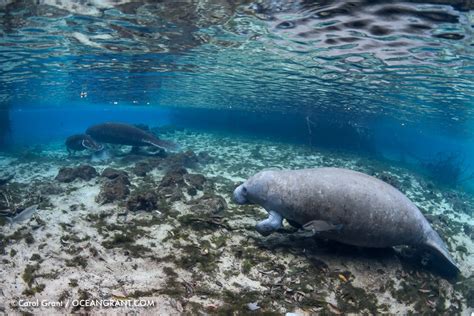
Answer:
233;184;248;205
82;139;103;152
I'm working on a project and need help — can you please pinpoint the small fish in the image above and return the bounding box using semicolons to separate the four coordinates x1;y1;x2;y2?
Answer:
338;274;348;282
9;205;39;224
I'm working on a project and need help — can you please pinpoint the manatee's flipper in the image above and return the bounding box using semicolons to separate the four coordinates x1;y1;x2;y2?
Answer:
256;210;283;236
82;139;104;152
303;220;343;233
422;229;460;276
81;139;92;150
144;138;178;150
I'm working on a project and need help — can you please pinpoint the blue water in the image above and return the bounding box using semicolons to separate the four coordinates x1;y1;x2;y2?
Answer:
0;1;473;314
1;0;473;190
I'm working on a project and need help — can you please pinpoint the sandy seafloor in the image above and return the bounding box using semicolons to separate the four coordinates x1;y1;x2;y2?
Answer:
0;128;473;315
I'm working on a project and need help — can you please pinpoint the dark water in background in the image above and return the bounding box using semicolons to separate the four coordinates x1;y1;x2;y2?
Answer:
0;0;473;190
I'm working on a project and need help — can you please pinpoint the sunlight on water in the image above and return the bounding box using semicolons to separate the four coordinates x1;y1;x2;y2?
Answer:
0;0;472;129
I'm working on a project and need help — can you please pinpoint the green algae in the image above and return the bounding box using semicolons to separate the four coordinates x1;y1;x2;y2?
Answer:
6;228;35;244
65;255;88;269
128;288;160;298
21;263;46;296
22;283;45;296
392;276;463;314
22;263;40;287
173;242;219;273
177;213;231;231
336;282;379;314
30;253;42;262
58;289;70;302
61;233;91;244
101;232;152;257
87;211;156;257
72;289;92;312
211;289;282;315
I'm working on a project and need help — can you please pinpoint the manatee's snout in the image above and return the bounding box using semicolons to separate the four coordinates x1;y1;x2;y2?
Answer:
82;138;103;152
233;184;248;205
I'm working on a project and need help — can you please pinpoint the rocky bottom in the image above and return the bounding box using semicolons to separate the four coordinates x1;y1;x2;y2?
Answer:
0;128;473;315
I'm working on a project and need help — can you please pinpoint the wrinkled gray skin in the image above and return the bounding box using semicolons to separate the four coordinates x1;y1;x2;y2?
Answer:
234;168;459;274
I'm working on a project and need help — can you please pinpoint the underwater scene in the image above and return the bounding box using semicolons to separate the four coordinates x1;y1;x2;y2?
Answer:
0;0;473;314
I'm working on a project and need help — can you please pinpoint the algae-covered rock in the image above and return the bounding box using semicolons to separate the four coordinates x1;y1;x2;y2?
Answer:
133;161;154;177
56;165;98;183
101;168;129;180
184;173;207;190
189;193;227;215
165;150;198;169
127;191;158;212
159;167;187;188
96;176;130;204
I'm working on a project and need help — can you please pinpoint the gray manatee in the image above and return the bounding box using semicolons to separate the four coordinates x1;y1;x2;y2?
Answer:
233;167;459;275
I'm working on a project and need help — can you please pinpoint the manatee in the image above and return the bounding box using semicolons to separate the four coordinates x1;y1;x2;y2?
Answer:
65;134;103;155
233;167;459;275
86;122;176;150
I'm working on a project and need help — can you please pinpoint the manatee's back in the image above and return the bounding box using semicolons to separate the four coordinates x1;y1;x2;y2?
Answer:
86;123;148;146
273;168;428;247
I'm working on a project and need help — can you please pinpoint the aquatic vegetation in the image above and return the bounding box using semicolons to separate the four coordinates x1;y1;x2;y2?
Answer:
96;175;131;204
336;282;379;314
21;263;46;296
188;193;227;214
126;191;159;212
65;255;88;269
132;160;156;177
102;233;153;257
69;279;78;287
165;151;199;170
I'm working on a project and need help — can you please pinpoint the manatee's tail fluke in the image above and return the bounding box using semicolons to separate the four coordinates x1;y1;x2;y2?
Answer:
422;229;460;277
145;138;179;151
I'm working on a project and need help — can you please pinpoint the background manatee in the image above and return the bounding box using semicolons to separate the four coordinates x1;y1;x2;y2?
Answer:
86;122;177;150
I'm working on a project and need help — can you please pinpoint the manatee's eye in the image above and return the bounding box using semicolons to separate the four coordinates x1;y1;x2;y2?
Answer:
242;186;247;194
